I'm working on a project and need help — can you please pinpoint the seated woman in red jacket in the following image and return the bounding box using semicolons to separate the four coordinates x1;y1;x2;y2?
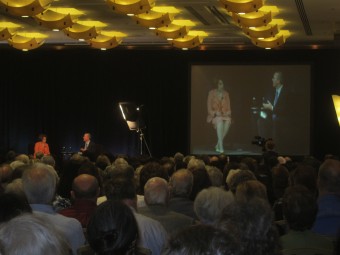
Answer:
34;133;50;158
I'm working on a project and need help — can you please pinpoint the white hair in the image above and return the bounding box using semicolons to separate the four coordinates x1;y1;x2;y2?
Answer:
22;163;58;204
194;187;234;225
0;213;71;255
144;177;169;205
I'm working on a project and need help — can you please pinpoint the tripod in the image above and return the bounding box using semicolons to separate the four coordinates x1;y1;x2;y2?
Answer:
137;128;152;157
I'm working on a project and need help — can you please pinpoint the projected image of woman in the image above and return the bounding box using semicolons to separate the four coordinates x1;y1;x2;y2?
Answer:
207;78;231;153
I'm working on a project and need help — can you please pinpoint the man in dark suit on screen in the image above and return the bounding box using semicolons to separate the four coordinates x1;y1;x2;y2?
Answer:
262;71;293;153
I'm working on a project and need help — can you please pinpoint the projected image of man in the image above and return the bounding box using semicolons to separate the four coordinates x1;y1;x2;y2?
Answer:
262;72;292;153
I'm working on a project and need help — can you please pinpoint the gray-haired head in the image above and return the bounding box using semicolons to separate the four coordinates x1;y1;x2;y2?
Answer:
144;177;169;206
169;169;193;197
22;163;58;204
0;213;71;255
194;187;234;225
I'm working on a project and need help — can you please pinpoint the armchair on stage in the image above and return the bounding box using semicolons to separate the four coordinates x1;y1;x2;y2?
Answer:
119;102;152;157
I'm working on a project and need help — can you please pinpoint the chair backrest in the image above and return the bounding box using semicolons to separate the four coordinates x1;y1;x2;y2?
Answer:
281;247;332;255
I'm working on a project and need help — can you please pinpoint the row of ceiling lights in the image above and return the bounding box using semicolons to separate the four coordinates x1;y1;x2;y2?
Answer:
0;0;209;51
0;0;290;51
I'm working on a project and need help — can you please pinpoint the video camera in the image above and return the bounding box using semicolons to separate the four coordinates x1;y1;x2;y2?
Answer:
251;136;267;149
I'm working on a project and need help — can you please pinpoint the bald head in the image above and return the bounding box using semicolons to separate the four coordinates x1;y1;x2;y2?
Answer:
144;177;169;205
72;174;99;199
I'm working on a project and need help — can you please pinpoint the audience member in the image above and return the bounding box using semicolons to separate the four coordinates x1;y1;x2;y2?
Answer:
235;179;268;203
312;159;340;237
22;162;85;254
86;200;139;255
206;165;224;187
0;192;31;223
217;198;280;255
0;213;72;255
194;186;233;225
168;169;197;219
280;185;333;253
162;224;241;255
104;177;168;255
59;174;99;228
139;177;194;234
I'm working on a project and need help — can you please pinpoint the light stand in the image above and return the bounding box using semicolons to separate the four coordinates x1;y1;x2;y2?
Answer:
137;127;152;157
119;102;152;157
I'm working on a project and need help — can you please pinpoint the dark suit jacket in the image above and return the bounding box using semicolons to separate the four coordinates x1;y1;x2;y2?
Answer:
85;141;96;153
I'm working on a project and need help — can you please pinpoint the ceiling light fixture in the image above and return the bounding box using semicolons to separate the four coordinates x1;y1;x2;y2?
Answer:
87;31;126;50
34;8;83;30
0;22;21;40
0;0;53;17
63;21;107;40
7;32;47;50
106;0;155;15
220;0;263;14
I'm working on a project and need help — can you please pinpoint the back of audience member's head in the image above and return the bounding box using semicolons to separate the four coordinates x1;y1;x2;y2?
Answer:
41;155;56;168
5;150;17;163
139;162;168;195
241;157;258;173
187;158;206;172
217;198;279;255
228;170;257;194
0;193;32;223
162;224;240;255
72;174;99;200
290;164;317;195
87;200;138;255
0;213;71;255
144;177;169;206
9;160;24;172
35;152;44;160
105;164;135;181
317;159;340;195
15;154;30;165
104;177;136;202
5;178;26;200
194;187;234;225
282;185;317;231
161;159;175;180
0;164;13;184
206;166;224;187
11;163;30;181
235;180;268;203
22;163;58;204
271;165;290;199
189;168;212;201
169;169;193;198
96;154;111;171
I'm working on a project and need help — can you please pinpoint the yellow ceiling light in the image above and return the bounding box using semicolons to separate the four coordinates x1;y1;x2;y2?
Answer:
151;6;181;14
0;0;53;16
332;95;340;126
88;31;126;50
250;30;290;48
258;6;279;16
7;32;47;50
220;0;263;14
34;8;83;30
232;10;272;27
171;30;208;49
0;22;21;40
243;23;279;38
63;21;107;40
106;0;155;15
134;12;174;28
155;20;195;39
